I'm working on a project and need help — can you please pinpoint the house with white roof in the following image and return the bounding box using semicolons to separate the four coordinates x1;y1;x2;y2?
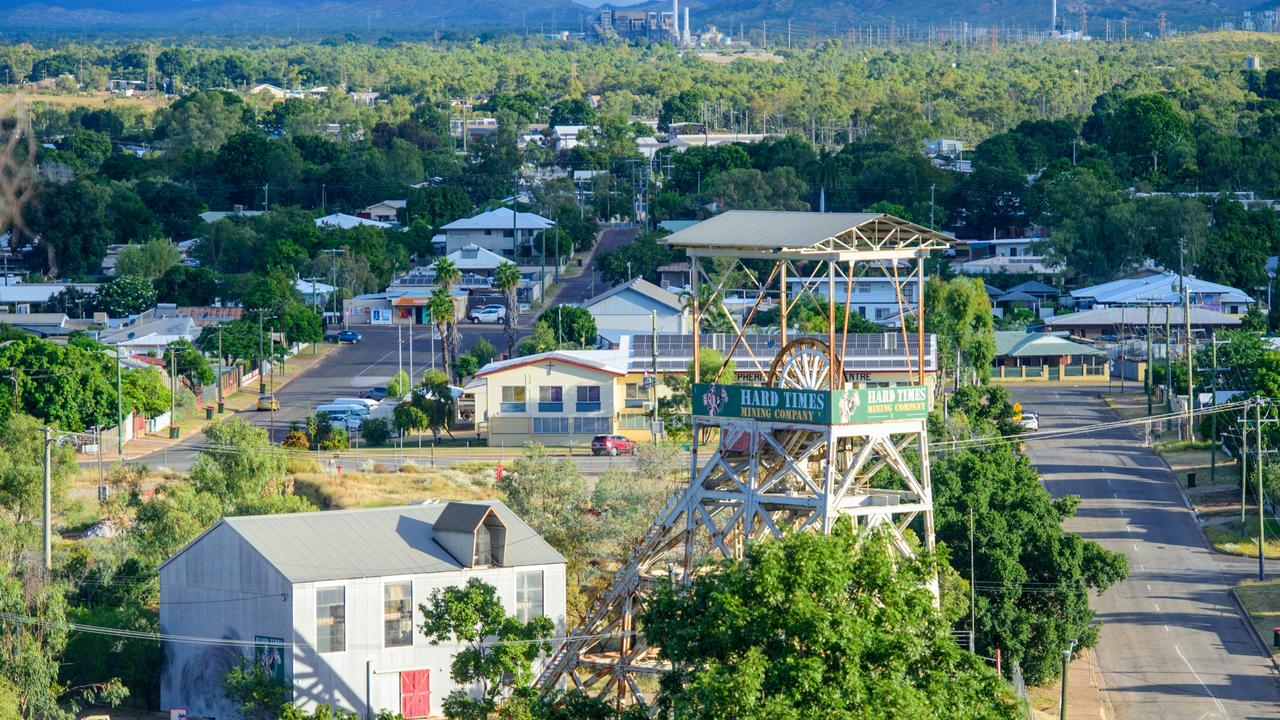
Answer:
582;278;689;344
440;207;554;257
360;200;406;224
98;316;200;354
160;500;566;719
1070;272;1253;314
551;125;588;151
315;213;393;230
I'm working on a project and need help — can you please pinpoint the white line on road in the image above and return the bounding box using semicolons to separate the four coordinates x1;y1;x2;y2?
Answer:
1154;602;1161;612
1133;544;1139;552
1175;644;1230;719
1164;625;1170;632
1146;584;1152;592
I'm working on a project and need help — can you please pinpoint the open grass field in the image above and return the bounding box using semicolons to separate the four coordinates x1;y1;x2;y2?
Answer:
4;90;170;113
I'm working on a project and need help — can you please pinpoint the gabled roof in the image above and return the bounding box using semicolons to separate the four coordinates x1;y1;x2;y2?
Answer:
998;291;1041;303
441;207;554;232
161;500;563;584
583;278;683;313
315;213;392;230
1042;306;1242;329
475;350;628;378
364;199;406;210
995;331;1106;358
1070;271;1253;305
434;502;504;533
448;243;511;271
1005;280;1059;295
663;210;950;261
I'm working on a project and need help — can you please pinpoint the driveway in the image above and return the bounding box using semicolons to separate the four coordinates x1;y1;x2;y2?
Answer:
1011;385;1280;719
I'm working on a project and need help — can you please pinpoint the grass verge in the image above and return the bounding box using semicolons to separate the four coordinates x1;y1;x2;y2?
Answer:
1204;518;1280;558
1235;578;1280;656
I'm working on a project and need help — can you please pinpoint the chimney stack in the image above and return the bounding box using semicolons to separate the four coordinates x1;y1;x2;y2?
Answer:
672;0;680;42
684;7;690;42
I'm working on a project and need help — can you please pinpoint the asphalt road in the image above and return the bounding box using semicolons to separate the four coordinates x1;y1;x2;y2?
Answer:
125;227;645;471
1012;385;1280;720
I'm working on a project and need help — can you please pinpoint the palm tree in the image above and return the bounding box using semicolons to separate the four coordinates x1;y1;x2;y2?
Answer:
433;257;461;290
807;149;841;213
427;287;455;379
432;257;462;372
493;261;521;353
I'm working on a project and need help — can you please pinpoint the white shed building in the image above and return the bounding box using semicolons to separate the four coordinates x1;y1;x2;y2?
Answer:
159;501;566;719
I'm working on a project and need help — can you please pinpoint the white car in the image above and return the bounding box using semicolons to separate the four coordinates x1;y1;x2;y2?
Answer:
1018;413;1039;432
470;306;506;324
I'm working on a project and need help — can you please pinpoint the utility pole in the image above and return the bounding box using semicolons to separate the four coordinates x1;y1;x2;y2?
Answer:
409;323;415;386
43;425;51;573
1242;402;1250;526
169;345;178;439
115;344;124;457
651;310;659;444
321;248;346;328
1185;283;1194;438
1165;307;1172;416
397;323;404;391
1059;639;1078;720
1257;399;1265;581
1152;302;1162;415
1210;330;1217;483
969;506;976;653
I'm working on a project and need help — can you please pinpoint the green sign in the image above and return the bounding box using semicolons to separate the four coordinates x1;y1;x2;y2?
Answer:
693;384;929;425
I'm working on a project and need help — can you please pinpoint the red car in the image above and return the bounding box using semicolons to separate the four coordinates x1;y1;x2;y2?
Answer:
592;434;638;456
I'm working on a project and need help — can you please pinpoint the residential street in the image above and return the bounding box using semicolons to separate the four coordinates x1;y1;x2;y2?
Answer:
1012;385;1280;720
124;227;643;471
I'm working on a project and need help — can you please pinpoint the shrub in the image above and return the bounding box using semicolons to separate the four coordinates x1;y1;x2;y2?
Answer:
282;431;310;450
362;417;393;446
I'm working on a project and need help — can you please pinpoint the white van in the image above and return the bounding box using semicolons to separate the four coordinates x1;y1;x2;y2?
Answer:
322;401;370;417
331;397;378;413
315;404;364;429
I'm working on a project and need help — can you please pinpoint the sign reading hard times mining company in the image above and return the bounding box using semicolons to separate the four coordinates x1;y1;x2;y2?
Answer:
692;384;930;424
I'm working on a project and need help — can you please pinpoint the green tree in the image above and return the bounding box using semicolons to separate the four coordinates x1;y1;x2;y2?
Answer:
470;337;498;368
640;523;1020;718
536;306;597;347
361;417;393;447
189;418;302;515
155;90;247;152
155;265;218;306
925;277;996;383
418;578;554;720
493;261;522;353
0;413;75;526
95;275;157;317
428;287;456;379
223;659;291;720
932;442;1128;684
115;238;180;280
167;339;215;391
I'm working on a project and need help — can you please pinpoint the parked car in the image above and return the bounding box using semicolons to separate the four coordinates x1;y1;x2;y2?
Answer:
337;329;363;343
469;306;506;324
331;397;378;412
592;434;638;456
361;386;388;400
323;330;340;342
1018;412;1039;432
256;394;280;411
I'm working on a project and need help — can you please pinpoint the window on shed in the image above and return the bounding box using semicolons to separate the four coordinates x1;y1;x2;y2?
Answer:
384;581;413;648
316;586;346;653
516;570;544;622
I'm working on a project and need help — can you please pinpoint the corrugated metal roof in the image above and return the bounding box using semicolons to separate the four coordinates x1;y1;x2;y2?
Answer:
202;500;563;583
995;331;1106;358
1070;272;1253;305
440;207;554;231
664;211;883;249
1043;306;1242;328
434;502;499;533
583;278;683;313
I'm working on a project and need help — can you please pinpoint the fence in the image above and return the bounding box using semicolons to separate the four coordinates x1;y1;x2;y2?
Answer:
1011;660;1033;719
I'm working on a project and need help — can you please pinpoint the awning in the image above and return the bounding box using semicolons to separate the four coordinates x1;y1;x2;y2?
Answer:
392;296;433;307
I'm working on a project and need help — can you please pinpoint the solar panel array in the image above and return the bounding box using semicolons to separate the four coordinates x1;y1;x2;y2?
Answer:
628;333;937;374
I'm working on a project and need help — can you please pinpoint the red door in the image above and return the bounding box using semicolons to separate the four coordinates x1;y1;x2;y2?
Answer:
400;669;430;719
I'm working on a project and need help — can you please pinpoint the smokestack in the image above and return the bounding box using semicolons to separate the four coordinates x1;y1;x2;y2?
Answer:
684;6;690;42
673;0;680;42
1051;0;1057;33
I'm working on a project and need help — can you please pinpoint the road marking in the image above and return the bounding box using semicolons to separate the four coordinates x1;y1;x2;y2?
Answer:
1146;584;1152;592
1133;544;1139;552
1175;644;1230;718
1164;625;1170;632
1154;602;1161;612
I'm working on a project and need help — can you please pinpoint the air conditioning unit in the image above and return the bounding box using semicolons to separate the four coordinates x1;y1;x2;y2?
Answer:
642;402;655;412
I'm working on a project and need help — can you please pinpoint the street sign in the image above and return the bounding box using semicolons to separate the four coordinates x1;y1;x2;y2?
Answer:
371;308;393;325
693;383;929;425
1012;402;1023;421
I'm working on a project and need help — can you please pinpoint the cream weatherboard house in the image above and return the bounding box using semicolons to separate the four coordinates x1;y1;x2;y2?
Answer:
159;501;566;719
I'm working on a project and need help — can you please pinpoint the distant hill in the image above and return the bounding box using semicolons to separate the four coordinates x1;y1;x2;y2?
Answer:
0;0;594;34
607;0;1261;36
0;0;1264;35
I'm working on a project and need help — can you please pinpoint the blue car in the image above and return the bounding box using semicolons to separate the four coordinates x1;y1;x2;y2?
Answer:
337;329;362;344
